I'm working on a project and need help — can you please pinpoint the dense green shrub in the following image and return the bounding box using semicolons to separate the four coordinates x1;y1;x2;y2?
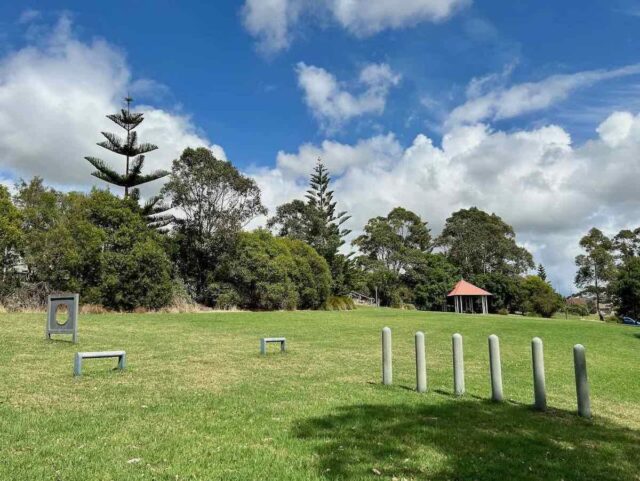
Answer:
216;230;331;310
11;180;173;311
325;296;356;311
566;303;589;317
497;308;509;315
100;239;172;311
521;275;564;318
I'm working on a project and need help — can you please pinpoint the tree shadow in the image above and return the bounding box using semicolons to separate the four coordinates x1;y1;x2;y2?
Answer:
293;399;640;480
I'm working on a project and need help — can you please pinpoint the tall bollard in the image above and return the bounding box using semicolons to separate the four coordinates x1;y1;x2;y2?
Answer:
452;333;465;396
382;327;392;385
573;344;591;418
415;331;427;393
488;334;503;402
531;337;547;411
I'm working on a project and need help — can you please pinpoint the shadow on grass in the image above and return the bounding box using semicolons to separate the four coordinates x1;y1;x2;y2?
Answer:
294;399;639;480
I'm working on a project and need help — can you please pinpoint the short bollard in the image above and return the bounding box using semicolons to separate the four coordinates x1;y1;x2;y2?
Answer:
573;344;591;418
415;331;427;393
382;327;392;385
452;333;464;396
531;337;547;411
488;334;503;402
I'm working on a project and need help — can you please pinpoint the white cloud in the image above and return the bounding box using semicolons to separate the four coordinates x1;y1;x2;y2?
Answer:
251;112;640;294
241;0;301;55
331;0;471;36
0;15;224;196
296;62;400;131
241;0;470;53
447;64;640;127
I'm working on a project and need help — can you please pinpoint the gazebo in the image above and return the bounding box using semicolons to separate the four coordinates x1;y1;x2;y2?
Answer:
447;279;492;314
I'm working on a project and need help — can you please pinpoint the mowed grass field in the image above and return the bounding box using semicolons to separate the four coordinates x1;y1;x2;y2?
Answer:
1;309;639;480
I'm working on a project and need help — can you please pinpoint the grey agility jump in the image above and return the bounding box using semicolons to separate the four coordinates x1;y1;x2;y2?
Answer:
73;351;126;376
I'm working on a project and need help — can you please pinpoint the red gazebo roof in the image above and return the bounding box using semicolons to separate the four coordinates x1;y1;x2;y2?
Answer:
447;279;492;297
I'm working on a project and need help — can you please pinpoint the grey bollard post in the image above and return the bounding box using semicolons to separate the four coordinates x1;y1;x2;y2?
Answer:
415;331;427;393
382;327;392;385
573;344;591;418
531;337;547;411
488;334;503;402
452;333;465;396
73;353;82;377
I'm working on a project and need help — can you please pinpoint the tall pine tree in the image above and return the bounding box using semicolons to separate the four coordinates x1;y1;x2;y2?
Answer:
305;159;351;261
85;97;169;200
537;263;547;281
267;159;355;294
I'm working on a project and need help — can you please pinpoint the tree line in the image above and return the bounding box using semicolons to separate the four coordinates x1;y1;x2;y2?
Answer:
0;100;580;316
574;227;640;320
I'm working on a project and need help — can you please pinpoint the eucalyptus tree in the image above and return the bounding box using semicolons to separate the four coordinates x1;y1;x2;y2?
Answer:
162;147;266;301
575;228;616;320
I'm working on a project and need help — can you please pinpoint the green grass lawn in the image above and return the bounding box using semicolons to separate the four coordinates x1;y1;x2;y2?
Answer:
1;309;639;480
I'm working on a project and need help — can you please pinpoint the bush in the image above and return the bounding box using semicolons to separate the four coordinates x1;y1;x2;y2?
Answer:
100;239;173;311
521;276;564;318
217;230;331;310
11;181;174;312
567;303;589;317
497;308;509;315
325;296;356;311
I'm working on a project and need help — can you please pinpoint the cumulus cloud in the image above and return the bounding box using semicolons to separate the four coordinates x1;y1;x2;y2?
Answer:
331;0;471;36
242;0;470;53
447;64;640;126
0;15;224;195
251;112;640;293
296;62;401;131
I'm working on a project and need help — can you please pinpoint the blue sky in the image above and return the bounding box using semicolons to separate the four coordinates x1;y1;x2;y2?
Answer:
1;0;640;293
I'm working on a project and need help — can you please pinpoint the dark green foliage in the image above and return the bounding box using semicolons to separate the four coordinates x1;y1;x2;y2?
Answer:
537;263;547;281
521;275;564;318
100;239;172;310
215;230;331;310
354;207;436;308
268;160;352;294
11;179;172;311
575;228;616;320
85;97;168;199
324;295;356;311
611;256;640;319
404;253;459;311
353;207;431;274
472;273;524;313
438;207;534;277
163;147;267;302
0;186;22;298
567;303;590;317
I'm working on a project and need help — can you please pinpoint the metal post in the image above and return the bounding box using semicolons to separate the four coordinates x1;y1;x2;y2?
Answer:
531;337;546;411
382;327;392;385
573;344;591;418
415;331;427;393
488;335;503;402
452;333;464;395
73;353;82;377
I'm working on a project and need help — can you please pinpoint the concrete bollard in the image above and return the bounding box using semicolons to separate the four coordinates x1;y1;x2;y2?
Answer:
488;334;503;402
531;337;547;411
573;344;591;418
415;331;427;393
382;327;392;385
452;333;465;396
